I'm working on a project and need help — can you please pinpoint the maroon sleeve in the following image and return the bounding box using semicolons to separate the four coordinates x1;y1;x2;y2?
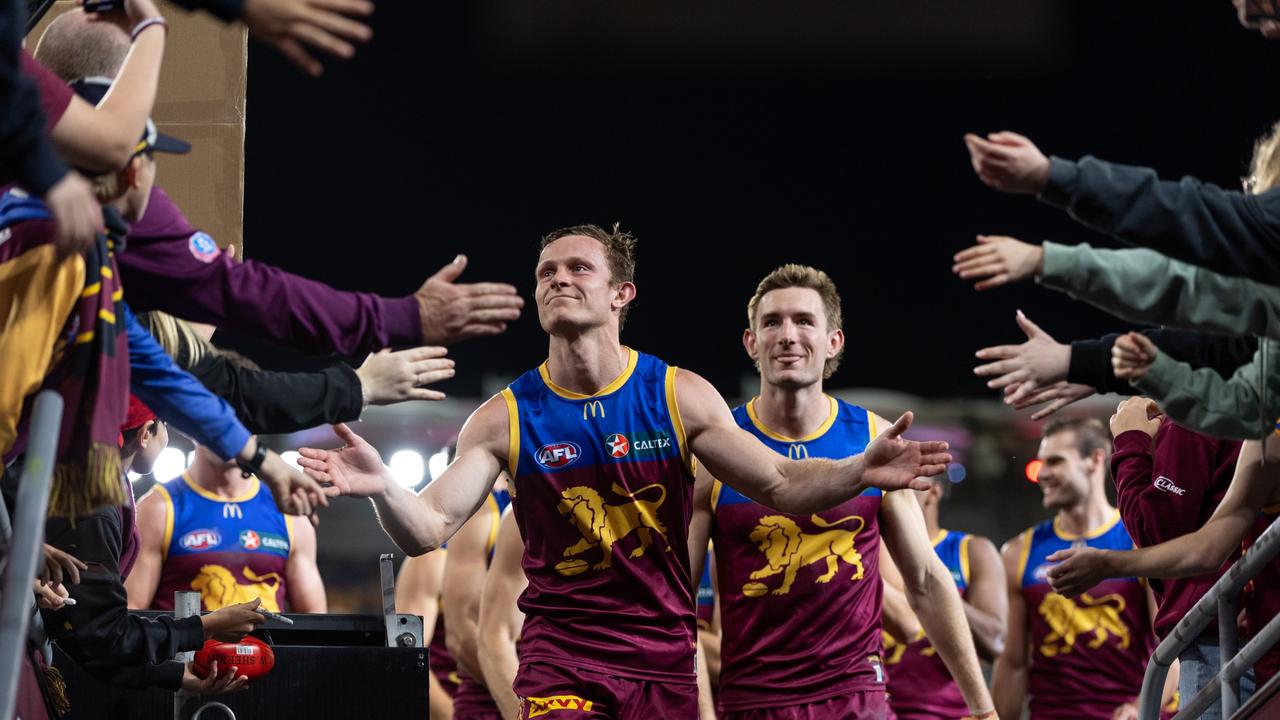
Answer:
19;50;72;132
1112;422;1218;550
119;186;423;356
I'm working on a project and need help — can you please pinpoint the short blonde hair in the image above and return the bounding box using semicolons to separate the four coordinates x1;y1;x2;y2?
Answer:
746;264;844;379
1251;120;1280;194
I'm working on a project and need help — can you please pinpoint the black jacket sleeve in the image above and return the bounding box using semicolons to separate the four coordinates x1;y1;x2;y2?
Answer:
1068;330;1259;395
0;0;67;195
1039;155;1280;285
187;352;364;435
165;0;245;23
41;510;204;691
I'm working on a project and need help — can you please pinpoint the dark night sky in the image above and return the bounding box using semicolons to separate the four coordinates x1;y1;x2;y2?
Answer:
220;1;1280;401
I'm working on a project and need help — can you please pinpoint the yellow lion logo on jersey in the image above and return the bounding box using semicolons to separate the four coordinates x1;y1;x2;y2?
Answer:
555;483;668;574
190;565;283;612
741;514;866;596
1038;591;1130;657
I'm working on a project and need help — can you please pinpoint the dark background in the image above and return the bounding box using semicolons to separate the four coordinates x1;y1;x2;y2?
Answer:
178;1;1280;610
219;0;1279;399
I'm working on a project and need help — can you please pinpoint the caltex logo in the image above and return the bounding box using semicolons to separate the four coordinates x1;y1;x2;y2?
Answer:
240;530;261;550
606;433;630;458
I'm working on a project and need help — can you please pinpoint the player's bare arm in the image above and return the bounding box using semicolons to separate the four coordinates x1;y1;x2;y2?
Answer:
285;515;327;612
125;488;168;609
1047;438;1280;595
687;464;716;588
675;369;945;513
298;397;507;555
442;503;496;679
963;535;1008;661
477;511;527;720
880;489;995;716
879;544;924;642
992;534;1031;720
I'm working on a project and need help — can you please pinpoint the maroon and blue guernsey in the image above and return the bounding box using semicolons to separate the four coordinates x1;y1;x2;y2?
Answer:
1018;512;1154;719
502;349;697;682
884;529;972;719
150;473;291;612
712;396;885;711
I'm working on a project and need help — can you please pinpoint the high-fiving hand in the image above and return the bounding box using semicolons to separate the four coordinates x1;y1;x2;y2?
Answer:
963;131;1052;194
861;412;952;492
298;423;393;499
952;236;1045;291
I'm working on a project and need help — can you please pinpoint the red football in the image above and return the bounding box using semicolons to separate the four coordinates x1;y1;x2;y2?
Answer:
192;636;275;681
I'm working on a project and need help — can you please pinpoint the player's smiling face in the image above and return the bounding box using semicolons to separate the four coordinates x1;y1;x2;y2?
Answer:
1035;432;1092;511
535;235;633;335
745;287;843;390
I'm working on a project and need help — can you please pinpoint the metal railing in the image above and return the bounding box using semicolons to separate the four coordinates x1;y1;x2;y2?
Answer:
0;391;64;720
1139;511;1280;719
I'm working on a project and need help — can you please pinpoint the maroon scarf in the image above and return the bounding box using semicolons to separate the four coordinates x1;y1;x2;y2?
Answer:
3;197;130;516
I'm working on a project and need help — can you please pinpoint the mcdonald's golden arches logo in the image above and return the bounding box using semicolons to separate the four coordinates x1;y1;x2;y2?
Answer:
788;443;809;460
583;400;606;420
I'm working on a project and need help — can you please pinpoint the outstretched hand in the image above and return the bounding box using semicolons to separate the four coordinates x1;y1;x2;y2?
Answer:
953;236;1045;291
1112;332;1158;381
975;311;1070;399
357;346;455;404
297;423;392;498
254;449;328;525
416;255;524;345
1004;381;1097;421
241;0;374;77
861;412;951;492
1044;547;1111;598
963;131;1052;194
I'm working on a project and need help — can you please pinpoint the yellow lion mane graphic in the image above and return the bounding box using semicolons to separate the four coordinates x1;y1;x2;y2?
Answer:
190;564;283;612
743;513;866;596
556;482;669;573
1038;591;1131;657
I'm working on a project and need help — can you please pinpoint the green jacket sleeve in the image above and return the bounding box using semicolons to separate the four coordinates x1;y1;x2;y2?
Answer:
1132;342;1278;440
1037;242;1280;340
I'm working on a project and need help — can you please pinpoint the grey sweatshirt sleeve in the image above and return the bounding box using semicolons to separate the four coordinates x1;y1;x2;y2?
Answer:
1037;242;1280;340
1132;344;1276;440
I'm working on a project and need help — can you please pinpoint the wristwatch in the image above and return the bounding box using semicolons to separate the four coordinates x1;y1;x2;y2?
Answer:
235;439;267;479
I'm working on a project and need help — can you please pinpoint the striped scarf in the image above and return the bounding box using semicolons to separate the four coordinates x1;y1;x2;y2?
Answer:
0;191;129;516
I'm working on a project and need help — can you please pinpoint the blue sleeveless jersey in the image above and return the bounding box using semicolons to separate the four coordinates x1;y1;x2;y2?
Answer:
502;348;698;682
1019;512;1155;720
152;472;291;612
936;529;970;593
711;396;888;710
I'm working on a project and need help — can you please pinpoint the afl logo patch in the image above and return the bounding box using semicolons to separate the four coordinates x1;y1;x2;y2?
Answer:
606;434;630;458
188;232;220;263
180;528;221;551
536;442;581;469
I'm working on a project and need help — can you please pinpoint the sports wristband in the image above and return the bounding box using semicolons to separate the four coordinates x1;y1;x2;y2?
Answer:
130;16;167;41
235;439;267;479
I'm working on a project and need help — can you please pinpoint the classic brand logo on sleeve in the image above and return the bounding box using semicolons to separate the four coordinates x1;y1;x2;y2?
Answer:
536;442;581;469
1154;476;1187;496
188;232;221;263
180;529;222;551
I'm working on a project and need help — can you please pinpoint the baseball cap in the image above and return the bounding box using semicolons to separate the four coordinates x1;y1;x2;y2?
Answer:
69;76;191;157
